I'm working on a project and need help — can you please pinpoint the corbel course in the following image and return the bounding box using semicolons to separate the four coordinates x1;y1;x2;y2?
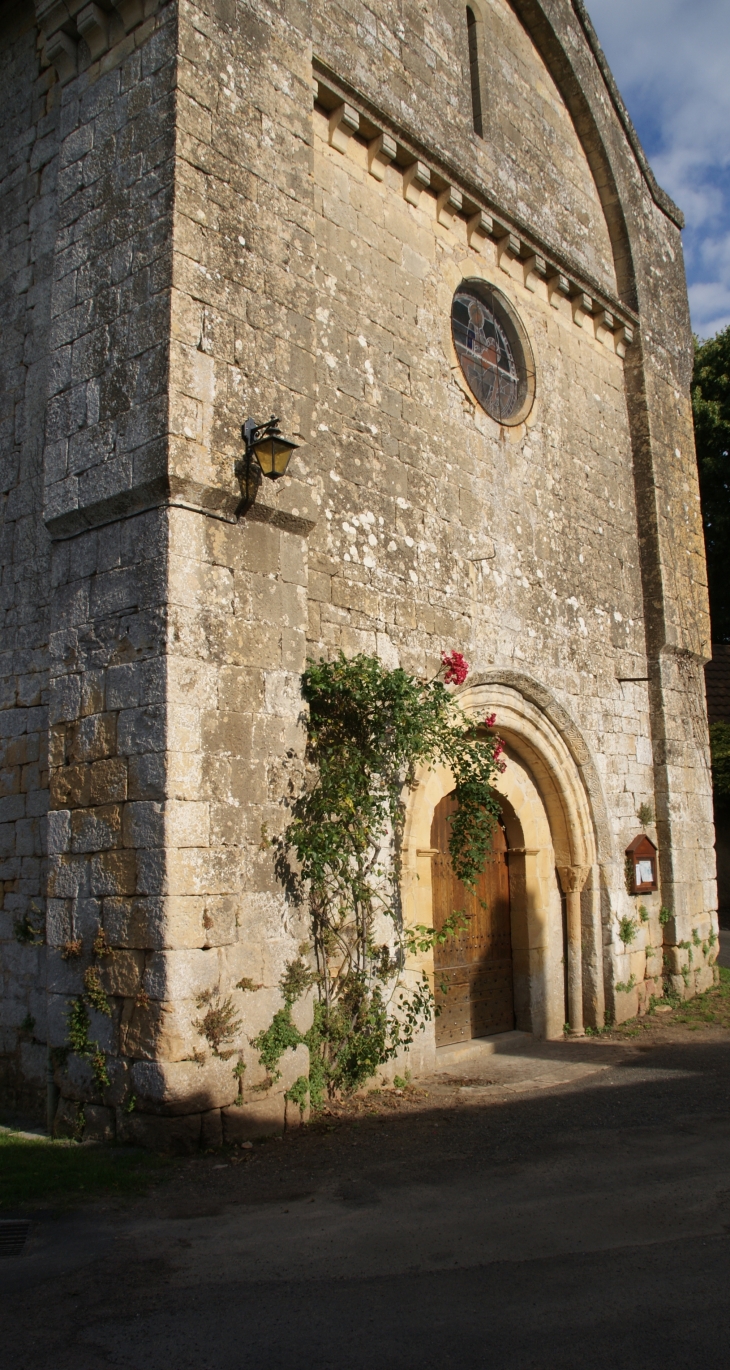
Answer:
312;63;639;355
34;0;159;84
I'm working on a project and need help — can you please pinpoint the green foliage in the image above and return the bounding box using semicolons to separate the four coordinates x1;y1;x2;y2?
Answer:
638;904;649;923
659;906;672;926
66;996;111;1096
637;802;654;827
284;1075;310;1113
624;856;635;895
67;997;92;1055
692;327;730;641
615;974;637;994
0;1128;169;1209
253;1003;303;1081
83;966;111;1017
618;915;638;946
20;1013;35;1035
193;990;242;1060
13;904;44;946
709;722;730;811
260;651;504;1104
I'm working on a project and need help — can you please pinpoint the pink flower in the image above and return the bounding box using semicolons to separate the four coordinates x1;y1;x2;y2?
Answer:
493;740;504;760
484;712;496;727
441;651;469;685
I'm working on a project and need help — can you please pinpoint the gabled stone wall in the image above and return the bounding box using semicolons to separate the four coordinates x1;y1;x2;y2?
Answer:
0;0;717;1144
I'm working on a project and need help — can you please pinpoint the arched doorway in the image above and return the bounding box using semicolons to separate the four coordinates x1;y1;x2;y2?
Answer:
400;673;611;1069
431;792;513;1045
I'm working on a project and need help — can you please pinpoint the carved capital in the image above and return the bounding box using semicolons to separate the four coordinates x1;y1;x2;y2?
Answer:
557;864;590;896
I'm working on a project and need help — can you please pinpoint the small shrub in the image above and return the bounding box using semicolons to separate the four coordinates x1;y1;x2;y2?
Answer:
92;926;113;958
61;938;83;960
637;802;654;826
638;904;649;923
83;966;111;1017
618;916;638;946
14;906;44;946
193;989;242;1060
615;974;637;994
659;907;672;926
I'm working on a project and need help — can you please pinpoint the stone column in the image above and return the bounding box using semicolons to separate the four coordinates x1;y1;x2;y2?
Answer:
557;865;590;1036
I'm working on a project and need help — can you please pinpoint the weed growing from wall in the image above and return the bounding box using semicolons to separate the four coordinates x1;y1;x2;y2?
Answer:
253;650;504;1108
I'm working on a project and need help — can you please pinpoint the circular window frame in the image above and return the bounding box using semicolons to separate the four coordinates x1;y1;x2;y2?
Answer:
451;279;536;427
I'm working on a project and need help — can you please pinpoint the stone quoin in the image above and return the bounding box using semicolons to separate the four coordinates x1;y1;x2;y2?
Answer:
0;0;718;1147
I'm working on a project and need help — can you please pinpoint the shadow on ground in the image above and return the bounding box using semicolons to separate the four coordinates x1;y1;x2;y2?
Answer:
2;1033;730;1369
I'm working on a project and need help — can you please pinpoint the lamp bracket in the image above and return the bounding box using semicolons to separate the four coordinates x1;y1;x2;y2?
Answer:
242;414;282;453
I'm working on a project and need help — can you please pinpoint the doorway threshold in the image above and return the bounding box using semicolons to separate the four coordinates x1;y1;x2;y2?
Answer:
435;1030;532;1066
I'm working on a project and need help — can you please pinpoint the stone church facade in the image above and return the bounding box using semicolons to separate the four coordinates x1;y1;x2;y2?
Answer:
0;0;718;1146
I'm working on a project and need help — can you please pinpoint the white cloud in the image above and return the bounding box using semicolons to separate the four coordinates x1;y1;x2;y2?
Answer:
585;0;730;337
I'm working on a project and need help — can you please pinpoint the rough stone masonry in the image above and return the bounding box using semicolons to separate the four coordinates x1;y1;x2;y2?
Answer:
0;0;718;1149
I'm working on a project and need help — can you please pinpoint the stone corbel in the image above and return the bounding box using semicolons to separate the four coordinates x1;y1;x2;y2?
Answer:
523;252;547;293
466;209;493;251
76;2;109;59
497;231;522;274
572;291;594;328
547;272;571;310
328;102;359;153
436;184;463;227
403;159;430;206
45;26;78;82
614;322;634;359
557;864;591;1036
110;0;143;31
367;132;397;181
594;309;615;346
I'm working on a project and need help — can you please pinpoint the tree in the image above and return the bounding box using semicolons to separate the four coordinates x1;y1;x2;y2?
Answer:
692;326;730;642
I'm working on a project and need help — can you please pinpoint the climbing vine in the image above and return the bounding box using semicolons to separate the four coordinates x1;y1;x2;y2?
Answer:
254;650;505;1108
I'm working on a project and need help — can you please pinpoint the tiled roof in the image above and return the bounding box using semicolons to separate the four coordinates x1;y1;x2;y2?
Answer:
705;644;730;725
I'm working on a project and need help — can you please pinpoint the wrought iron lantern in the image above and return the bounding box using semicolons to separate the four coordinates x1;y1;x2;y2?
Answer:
242;415;297;480
236;414;298;514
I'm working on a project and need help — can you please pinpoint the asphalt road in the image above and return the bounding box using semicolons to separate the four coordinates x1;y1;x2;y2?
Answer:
2;1031;730;1370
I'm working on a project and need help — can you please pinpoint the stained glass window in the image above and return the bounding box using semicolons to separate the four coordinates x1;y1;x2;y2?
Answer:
451;280;535;425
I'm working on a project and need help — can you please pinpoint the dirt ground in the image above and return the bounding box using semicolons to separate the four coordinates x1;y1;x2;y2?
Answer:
3;994;730;1369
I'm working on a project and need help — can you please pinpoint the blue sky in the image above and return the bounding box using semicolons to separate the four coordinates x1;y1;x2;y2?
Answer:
586;0;730;339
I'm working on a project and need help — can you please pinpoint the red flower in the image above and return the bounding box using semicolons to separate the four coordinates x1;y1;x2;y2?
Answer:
493;740;504;760
441;651;469;685
484;712;496;727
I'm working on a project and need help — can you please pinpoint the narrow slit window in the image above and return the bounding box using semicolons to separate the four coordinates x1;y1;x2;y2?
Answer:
466;7;483;137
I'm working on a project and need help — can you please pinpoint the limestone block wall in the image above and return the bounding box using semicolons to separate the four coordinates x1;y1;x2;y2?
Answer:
0;6;58;1111
0;0;718;1137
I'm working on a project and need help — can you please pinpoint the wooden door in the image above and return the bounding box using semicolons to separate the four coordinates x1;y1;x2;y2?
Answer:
431;791;514;1046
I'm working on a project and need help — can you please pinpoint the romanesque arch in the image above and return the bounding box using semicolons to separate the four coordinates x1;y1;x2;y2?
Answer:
402;672;613;1054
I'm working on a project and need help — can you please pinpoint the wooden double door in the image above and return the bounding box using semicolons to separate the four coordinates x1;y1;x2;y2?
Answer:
431;791;514;1046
